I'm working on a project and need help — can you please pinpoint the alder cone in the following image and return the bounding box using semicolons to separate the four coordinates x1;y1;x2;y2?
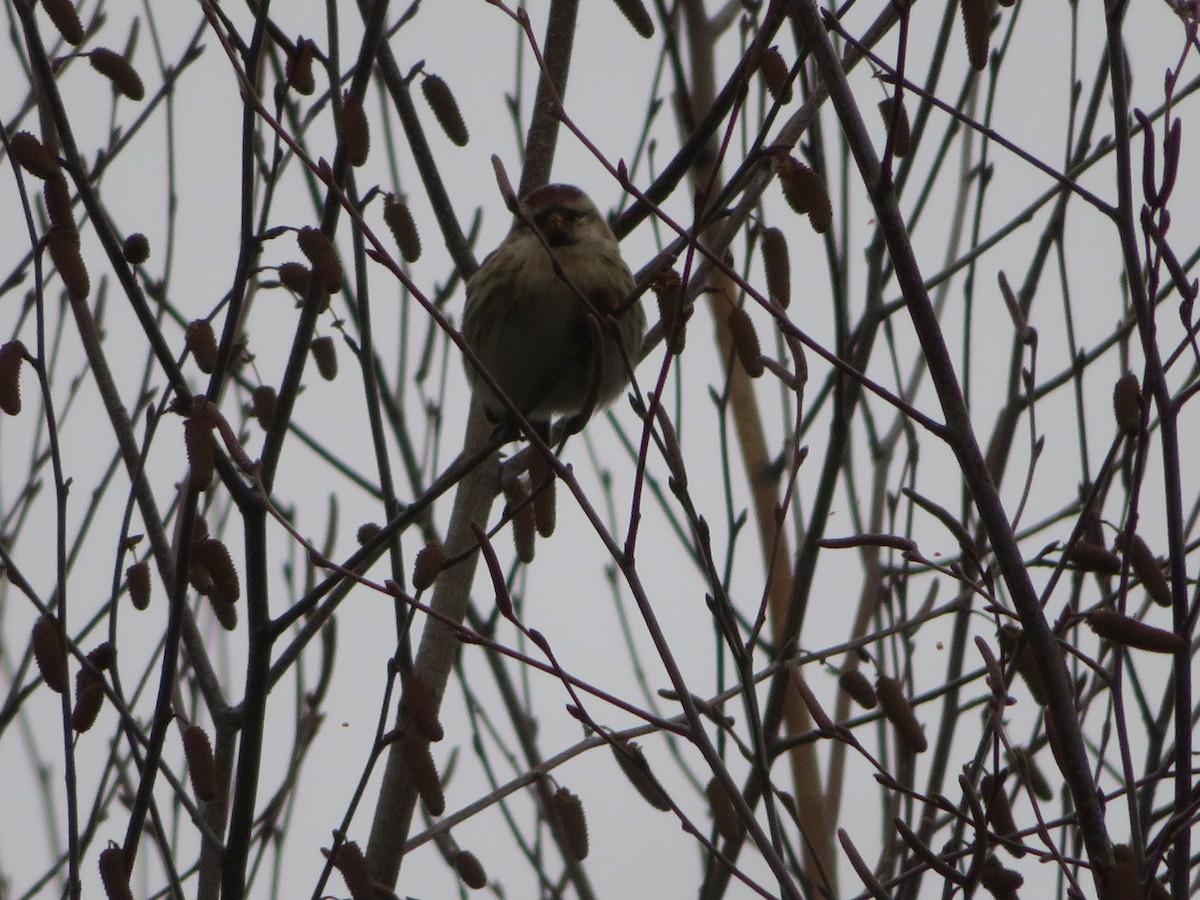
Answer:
122;233;150;264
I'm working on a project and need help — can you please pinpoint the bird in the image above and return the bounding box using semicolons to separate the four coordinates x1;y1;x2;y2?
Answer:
461;183;644;432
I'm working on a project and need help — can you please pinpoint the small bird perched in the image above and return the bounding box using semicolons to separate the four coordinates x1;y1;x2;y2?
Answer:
462;184;644;430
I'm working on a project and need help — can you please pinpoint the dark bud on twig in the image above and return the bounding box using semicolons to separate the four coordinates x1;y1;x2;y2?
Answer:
412;542;444;591
421;74;469;146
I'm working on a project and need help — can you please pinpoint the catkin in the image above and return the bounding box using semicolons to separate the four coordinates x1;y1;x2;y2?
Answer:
611;739;671;811
455;850;487;890
552;787;589;860
838;669;878;709
185;320;218;374
760;227;791;309
402;735;445;815
41;0;84;45
1112;372;1141;436
875;675;927;753
401;671;444;742
184;412;215;491
651;267;686;354
182;724;219;801
89;48;145;101
126;561;151;610
286;38;316;95
529;453;557;538
1065;539;1121;574
310;335;337;381
421;74;469;146
504;476;536;563
44;172;73;228
611;0;654;37
339;92;370;167
961;0;991;71
412;542;444;590
705;777;743;842
192;538;240;606
759;46;792;103
252;385;278;429
384;194;421;263
45;225;89;301
32;615;68;693
1086;608;1186;654
0;340;25;416
879;96;912;158
329;841;374;900
1129;534;1171;607
277;262;312;296
72;669;105;732
727;307;765;378
98;845;134;900
11;131;60;179
776;156;832;233
297;226;343;292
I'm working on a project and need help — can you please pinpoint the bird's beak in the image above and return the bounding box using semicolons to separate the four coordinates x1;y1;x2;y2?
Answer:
542;212;572;245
